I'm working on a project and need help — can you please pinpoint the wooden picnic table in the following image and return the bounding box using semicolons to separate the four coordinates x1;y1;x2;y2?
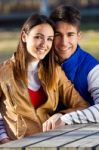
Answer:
0;123;99;150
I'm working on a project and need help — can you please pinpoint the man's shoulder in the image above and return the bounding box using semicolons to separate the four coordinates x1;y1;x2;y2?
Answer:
81;48;98;63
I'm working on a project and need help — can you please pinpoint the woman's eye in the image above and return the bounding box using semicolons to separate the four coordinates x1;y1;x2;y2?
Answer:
34;36;42;39
48;38;53;42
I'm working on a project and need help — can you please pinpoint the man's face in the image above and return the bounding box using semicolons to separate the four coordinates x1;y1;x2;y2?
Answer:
54;21;81;62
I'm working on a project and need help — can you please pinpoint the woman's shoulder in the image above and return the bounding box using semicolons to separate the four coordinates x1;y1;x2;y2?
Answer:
0;58;13;69
0;57;14;80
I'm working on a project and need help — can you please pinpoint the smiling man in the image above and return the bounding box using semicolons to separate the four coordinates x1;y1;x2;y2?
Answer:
43;5;99;131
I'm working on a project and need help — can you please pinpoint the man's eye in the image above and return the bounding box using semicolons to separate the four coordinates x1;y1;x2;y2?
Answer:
68;33;75;36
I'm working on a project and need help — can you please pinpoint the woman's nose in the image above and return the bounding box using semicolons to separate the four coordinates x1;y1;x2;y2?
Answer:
40;38;47;47
41;38;46;44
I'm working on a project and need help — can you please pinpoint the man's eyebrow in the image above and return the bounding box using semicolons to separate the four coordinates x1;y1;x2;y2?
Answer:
68;32;76;34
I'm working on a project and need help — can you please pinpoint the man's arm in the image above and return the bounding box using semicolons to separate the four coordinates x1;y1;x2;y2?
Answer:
88;65;99;104
61;65;99;124
61;104;99;124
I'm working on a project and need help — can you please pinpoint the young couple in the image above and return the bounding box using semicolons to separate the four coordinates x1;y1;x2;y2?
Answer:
0;5;99;144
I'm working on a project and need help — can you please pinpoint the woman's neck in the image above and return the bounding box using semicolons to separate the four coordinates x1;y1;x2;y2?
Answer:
28;60;40;72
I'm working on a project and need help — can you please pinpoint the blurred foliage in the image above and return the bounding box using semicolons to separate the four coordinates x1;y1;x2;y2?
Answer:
81;23;99;30
0;0;40;14
0;0;99;14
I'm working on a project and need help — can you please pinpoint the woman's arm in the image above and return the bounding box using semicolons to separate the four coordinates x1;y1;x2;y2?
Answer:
43;66;89;132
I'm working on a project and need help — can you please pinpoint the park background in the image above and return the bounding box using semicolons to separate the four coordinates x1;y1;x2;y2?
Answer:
0;0;99;63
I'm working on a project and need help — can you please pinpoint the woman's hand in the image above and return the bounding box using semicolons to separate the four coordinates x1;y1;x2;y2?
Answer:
43;113;65;132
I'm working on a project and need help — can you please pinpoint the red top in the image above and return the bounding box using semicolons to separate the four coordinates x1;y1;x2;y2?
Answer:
28;87;47;109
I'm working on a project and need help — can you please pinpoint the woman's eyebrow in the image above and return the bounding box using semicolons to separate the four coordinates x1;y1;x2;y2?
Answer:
36;33;54;38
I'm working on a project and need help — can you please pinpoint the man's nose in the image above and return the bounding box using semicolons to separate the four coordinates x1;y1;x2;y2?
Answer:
61;36;68;45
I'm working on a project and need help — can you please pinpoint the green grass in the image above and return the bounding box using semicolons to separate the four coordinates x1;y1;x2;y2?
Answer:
79;30;99;59
0;29;99;63
0;30;19;62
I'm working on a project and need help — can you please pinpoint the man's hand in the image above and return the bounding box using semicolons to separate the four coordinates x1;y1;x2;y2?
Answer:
43;113;65;132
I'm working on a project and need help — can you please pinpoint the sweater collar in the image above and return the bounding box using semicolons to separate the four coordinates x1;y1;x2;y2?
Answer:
61;45;81;81
62;45;81;70
28;60;39;72
27;60;41;91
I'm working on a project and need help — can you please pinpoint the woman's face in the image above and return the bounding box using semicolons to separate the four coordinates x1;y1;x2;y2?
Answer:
22;23;54;61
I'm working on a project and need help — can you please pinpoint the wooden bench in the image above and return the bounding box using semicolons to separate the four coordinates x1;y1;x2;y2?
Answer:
0;123;99;150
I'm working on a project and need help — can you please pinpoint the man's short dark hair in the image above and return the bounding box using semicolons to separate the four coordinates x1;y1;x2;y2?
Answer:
50;5;81;31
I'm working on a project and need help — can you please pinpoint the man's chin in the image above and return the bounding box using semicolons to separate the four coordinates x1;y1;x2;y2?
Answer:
59;52;73;60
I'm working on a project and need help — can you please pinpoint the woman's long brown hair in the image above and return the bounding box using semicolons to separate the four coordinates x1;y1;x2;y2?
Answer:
14;13;56;89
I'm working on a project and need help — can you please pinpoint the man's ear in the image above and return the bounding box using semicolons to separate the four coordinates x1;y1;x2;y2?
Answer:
78;31;82;41
21;31;27;42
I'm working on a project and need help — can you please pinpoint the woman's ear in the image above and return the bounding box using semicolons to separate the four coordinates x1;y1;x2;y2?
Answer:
21;31;27;42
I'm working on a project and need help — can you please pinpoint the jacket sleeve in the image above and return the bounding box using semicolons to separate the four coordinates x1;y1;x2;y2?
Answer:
57;66;89;114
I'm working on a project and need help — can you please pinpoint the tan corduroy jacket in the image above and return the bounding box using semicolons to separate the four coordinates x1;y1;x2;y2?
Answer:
0;58;89;140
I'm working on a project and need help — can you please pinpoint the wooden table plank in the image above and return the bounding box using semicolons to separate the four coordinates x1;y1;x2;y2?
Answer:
60;124;99;150
0;124;87;149
60;132;99;150
26;124;99;150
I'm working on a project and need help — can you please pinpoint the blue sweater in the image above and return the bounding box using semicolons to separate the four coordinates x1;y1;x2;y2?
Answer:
62;45;99;105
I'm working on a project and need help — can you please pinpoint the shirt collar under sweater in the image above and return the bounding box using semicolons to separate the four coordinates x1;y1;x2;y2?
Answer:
28;61;41;91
